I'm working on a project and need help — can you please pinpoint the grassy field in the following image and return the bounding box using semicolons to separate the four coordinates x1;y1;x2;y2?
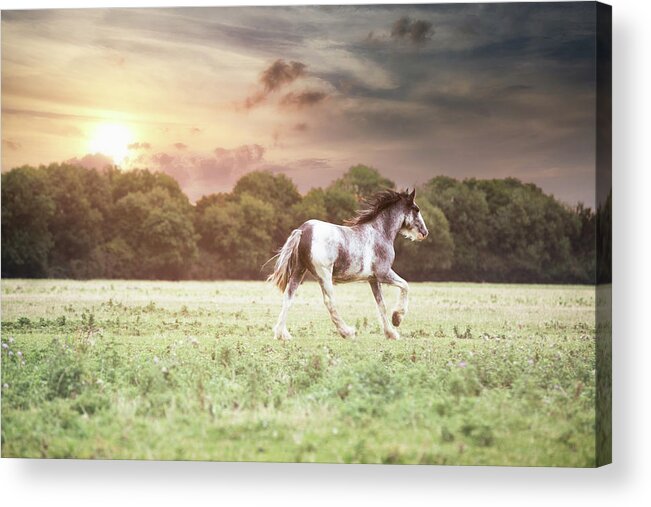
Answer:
1;279;596;466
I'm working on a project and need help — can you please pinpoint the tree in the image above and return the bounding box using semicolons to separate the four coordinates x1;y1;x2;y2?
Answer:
331;164;395;199
322;186;359;225
233;171;301;210
113;188;198;279
470;178;588;283
597;191;611;284
1;166;54;277
196;193;276;279
291;188;328;224
109;167;187;204
233;171;301;247
43;164;105;277
0;162;598;283
421;176;490;279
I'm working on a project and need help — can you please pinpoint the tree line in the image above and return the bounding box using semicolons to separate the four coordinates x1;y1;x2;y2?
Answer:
1;162;608;283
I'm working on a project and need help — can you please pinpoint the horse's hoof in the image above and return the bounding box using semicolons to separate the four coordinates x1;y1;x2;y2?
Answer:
274;326;293;341
392;311;403;327
385;328;400;340
340;326;356;339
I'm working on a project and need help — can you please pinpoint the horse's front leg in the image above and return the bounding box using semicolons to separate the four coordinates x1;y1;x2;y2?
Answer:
369;280;399;340
381;270;409;327
315;267;356;339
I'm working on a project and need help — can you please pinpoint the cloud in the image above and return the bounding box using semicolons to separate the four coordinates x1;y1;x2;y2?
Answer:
173;142;188;150
66;153;114;170
128;142;151;150
1;3;600;205
243;91;267;110
293;122;308;132
243;59;308;109
280;90;328;109
151;152;175;166
391;17;434;45
214;143;265;166
2;139;21;150
290;158;331;171
141;144;267;201
261;60;306;92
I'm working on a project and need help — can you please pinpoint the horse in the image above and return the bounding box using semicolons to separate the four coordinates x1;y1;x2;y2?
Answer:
267;188;429;340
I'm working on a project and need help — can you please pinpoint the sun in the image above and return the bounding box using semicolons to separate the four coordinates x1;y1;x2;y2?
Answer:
88;123;134;164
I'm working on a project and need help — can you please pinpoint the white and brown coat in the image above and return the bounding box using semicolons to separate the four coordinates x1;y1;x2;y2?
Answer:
268;189;428;340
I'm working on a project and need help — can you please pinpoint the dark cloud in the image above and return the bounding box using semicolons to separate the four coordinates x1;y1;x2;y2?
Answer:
65;153;114;170
2;139;21;151
410;20;434;45
174;142;188;150
391;17;433;45
391;17;411;39
128;142;151;150
280;90;328;109
243;59;308;109
261;59;306;92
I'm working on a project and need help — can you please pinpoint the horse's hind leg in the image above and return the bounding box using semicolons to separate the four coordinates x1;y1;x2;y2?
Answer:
315;267;356;339
273;268;305;340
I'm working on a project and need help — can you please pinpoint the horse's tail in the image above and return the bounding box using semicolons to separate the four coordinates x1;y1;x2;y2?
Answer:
266;228;303;292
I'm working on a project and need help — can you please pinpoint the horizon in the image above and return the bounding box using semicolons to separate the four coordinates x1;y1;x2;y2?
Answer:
2;3;600;206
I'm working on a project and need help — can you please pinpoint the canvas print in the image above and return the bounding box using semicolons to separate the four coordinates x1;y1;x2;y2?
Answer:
1;2;611;466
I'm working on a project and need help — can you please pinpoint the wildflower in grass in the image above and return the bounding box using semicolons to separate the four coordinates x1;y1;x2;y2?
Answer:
153;356;159;364
458;360;467;368
8;337;15;343
2;343;8;350
2;383;8;389
17;351;23;358
8;350;13;356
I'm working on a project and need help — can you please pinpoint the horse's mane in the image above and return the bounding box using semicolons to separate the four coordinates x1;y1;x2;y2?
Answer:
344;189;409;226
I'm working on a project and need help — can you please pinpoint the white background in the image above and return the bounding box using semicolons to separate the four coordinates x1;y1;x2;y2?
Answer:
1;0;649;505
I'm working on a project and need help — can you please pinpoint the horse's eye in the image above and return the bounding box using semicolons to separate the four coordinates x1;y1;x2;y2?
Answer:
413;206;420;213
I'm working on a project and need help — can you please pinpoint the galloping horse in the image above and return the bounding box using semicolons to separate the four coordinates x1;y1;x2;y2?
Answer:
267;189;429;340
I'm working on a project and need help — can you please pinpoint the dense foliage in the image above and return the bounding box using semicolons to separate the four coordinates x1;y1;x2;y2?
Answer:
1;162;602;283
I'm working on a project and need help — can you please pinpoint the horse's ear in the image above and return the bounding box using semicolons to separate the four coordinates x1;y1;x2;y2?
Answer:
408;189;416;203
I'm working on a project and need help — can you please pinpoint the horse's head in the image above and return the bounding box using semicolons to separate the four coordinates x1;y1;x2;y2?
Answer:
399;189;429;241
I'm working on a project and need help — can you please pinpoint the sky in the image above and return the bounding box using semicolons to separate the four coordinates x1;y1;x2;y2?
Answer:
1;2;599;205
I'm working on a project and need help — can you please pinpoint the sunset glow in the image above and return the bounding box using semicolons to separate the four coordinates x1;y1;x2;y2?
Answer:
1;4;600;205
88;123;134;165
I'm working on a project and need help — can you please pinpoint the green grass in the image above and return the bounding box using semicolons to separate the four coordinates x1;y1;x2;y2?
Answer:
1;279;596;466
